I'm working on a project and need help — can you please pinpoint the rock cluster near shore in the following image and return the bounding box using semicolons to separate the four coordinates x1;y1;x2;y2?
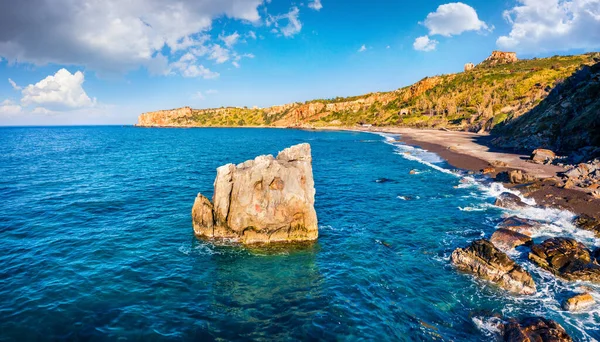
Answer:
192;143;318;244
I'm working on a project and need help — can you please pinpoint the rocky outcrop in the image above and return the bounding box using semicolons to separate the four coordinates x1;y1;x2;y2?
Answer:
491;229;533;251
531;149;556;165
464;63;475;72
558;159;600;194
451;239;536;295
496;170;537;184
529;237;600;282
192;143;318;244
501;317;572;342
137;107;193;127
498;216;543;236
480;51;518;67
574;214;600;237
495;193;527;210
563;293;595;311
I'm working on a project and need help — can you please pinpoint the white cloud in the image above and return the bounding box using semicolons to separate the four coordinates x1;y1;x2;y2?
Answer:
386;45;391;49
232;61;241;68
21;69;96;110
170;53;219;79
0;0;263;75
206;89;218;94
358;45;367;52
268;7;303;37
413;35;438;51
246;31;257;40
0;99;22;116
308;0;323;11
220;32;241;47
8;78;21;90
497;0;600;53
423;2;489;37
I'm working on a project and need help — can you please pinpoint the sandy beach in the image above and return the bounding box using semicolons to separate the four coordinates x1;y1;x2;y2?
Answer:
334;126;600;218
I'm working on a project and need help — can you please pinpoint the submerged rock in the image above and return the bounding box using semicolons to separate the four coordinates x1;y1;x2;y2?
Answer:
494;193;527;210
562;293;595;312
501;317;572;342
498;216;543;237
451;239;536;295
491;229;533;251
529;237;600;282
191;143;318;244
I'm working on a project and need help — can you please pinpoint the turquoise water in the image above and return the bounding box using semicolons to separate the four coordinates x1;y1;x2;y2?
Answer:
0;127;598;341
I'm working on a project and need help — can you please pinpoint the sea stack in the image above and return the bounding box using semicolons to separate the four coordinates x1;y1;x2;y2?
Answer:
192;143;319;244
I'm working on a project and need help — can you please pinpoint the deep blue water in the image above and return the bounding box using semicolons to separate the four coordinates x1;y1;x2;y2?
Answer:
0;127;598;341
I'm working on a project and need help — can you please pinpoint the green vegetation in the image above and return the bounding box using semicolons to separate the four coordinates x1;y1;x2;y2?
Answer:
152;53;599;131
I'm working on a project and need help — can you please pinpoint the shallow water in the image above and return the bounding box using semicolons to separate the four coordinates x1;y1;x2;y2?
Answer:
0;127;598;341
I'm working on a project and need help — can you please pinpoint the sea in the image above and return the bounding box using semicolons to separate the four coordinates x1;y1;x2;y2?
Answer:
0;126;598;341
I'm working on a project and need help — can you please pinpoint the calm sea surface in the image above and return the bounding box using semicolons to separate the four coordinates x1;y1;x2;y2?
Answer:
0;127;598;341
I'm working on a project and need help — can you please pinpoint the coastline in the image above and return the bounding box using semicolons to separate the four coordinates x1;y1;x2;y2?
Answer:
347;126;600;218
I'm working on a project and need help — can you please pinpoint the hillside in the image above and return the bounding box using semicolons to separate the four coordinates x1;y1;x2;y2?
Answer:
137;52;599;133
491;60;600;158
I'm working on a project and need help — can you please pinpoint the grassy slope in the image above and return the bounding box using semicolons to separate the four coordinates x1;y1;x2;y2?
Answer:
169;53;599;131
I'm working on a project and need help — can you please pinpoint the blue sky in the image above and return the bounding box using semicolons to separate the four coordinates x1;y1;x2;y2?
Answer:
0;0;599;125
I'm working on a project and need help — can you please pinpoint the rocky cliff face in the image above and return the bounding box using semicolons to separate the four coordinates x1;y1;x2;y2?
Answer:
192;143;318;244
481;51;518;66
492;60;600;156
136;52;597;132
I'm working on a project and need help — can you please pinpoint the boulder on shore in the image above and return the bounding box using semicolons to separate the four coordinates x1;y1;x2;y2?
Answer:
501;317;572;342
531;149;556;165
495;192;527;210
451;239;536;295
491;229;533;251
496;170;537;184
529;237;600;282
192;143;318;244
562;293;595;312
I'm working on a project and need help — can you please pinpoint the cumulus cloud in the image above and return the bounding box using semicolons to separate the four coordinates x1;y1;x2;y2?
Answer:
358;45;367;52
413;36;438;52
0;0;263;75
423;2;489;37
170;53;219;79
497;0;600;53
308;0;323;11
268;7;303;37
220;32;241;47
0;99;22;117
20;69;96;110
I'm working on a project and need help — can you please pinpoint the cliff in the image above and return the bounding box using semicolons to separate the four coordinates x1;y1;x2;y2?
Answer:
137;52;598;133
492;60;600;157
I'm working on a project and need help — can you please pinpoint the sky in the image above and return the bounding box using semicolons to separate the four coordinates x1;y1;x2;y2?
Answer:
0;0;599;125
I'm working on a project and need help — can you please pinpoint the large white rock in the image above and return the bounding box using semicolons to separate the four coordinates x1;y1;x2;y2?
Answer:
192;143;318;244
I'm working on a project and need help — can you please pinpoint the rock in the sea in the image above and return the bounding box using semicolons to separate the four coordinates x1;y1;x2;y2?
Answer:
451;239;536;295
501;317;572;342
491;229;533;251
529;237;600;282
562;293;595;311
531;149;556;165
574;214;600;237
495;192;527;210
191;143;318;244
498;216;542;237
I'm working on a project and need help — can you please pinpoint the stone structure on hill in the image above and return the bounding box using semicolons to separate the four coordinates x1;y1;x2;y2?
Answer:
464;63;475;72
191;143;319;244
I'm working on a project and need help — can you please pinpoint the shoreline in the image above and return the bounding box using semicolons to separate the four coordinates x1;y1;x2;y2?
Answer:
350;126;600;218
